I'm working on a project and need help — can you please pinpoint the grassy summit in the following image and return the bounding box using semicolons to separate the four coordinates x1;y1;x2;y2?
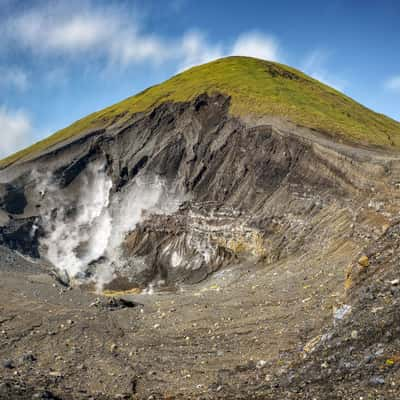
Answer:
2;56;400;167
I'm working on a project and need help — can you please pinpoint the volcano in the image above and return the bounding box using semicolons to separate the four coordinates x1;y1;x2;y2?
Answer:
1;56;400;399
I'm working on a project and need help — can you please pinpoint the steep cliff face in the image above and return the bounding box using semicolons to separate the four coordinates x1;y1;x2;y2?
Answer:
0;92;398;292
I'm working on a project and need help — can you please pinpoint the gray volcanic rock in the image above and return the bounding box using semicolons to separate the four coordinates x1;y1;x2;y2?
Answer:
1;92;400;399
0;93;396;288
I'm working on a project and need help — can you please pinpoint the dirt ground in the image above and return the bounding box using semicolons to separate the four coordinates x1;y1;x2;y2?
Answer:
0;235;354;400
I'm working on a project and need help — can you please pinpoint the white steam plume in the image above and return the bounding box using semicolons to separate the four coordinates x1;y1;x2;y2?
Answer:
35;160;182;290
39;161;112;278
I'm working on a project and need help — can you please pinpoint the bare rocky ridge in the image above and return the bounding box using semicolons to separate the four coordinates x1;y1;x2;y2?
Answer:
1;93;400;399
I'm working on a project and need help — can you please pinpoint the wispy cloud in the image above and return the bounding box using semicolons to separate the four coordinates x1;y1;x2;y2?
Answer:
0;107;33;157
385;76;400;92
231;32;279;61
302;50;347;92
0;66;28;90
177;31;224;71
1;2;281;71
178;31;280;71
2;2;169;65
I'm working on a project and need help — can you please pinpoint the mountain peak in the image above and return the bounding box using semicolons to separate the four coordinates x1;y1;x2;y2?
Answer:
2;56;400;167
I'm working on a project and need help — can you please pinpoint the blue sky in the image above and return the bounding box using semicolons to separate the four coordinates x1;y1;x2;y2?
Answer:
0;0;399;157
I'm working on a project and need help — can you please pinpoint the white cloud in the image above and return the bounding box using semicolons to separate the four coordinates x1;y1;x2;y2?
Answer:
231;32;279;61
302;50;346;91
3;2;169;66
385;76;400;91
0;67;28;90
178;31;280;71
0;108;33;157
110;32;169;66
178;31;224;71
44;16;110;52
2;2;282;71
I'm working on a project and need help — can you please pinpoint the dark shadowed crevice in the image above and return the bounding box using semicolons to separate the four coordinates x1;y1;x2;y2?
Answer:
131;155;149;179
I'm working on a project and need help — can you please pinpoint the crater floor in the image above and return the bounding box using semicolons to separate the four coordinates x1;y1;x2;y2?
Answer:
0;238;350;399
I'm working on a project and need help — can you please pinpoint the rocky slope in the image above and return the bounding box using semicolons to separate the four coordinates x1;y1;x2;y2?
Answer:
1;57;400;399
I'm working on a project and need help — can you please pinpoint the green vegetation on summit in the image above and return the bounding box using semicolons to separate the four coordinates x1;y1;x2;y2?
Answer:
2;56;400;167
